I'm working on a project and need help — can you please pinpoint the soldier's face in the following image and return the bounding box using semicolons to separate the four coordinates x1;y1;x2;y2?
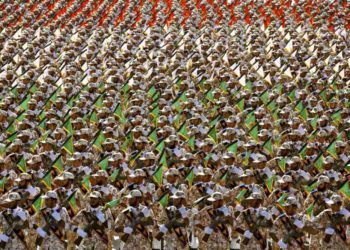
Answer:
45;198;56;208
90;197;100;207
331;202;341;212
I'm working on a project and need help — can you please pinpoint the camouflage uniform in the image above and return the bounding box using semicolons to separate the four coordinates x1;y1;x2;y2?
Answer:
73;205;114;250
114;204;154;250
32;205;72;250
235;207;273;250
157;205;191;249
0;207;29;250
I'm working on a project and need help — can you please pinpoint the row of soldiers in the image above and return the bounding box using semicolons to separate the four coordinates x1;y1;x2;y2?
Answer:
1;167;350;249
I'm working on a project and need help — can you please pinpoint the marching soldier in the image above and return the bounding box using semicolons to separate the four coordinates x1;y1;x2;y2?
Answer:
156;190;190;249
235;192;273;250
311;194;350;249
73;191;114;250
114;190;154;250
270;197;312;250
32;191;74;250
0;192;30;250
195;192;234;249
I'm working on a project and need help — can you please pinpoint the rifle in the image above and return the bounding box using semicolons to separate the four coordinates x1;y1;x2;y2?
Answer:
0;211;28;249
279;214;305;250
35;208;67;248
74;210;108;246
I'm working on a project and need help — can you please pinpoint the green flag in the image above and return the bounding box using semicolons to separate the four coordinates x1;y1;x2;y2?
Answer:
82;175;91;192
19;94;31;111
265;175;275;193
245;112;256;130
263;138;273;155
299;107;308;121
110;168;121;182
208;126;217;144
314;154;324;172
205;89;214;102
266;100;277;112
17;157;26;172
5;122;16;135
94;95;104;108
331;110;341;126
0;177;8;190
105;198;120;209
63;118;73;135
53;155;64;173
6;132;18;143
235;189;248;203
41;170;53;189
326;140;338;159
309;116;318;130
277;193;289;206
159;193;169;208
249;125;259;141
62;136;74;155
114;103;127;124
306;204;314;218
288;89;296;101
278;157;286;172
186;169;194;187
98;157;109;171
32;196;44;213
339;181;350;199
148;129;158;144
304;181;319;194
227;141;238;154
188;136;195;150
92;132;105;152
147;86;157;98
260;90;269;104
155;140;165;153
236;98;245;112
150;105;159;119
153;166;163;185
178;122;189;140
68;192;78;215
90;110;98;124
159;150;167;168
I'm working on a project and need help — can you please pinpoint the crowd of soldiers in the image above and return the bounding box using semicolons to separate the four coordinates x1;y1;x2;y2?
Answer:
1;0;350;249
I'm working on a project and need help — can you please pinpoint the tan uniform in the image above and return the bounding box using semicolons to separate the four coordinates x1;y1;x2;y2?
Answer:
0;208;29;250
73;206;114;250
194;205;233;250
157;205;190;249
235;207;273;250
114;205;154;250
32;205;73;250
311;208;350;249
270;213;310;250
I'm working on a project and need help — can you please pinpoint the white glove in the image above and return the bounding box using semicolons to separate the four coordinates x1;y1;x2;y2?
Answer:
293;219;304;229
52;211;61;221
243;230;253;239
142;207;150;217
278;239;288;250
204;227;213;234
261;210;271;220
0;234;9;242
36;227;48;238
159;225;168;233
235;205;244;212
77;228;88;238
325;227;335;235
123;226;133;234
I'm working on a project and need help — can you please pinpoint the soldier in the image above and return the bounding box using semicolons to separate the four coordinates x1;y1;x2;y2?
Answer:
195;192;234;249
311;194;350;249
114;190;154;250
235;192;273;250
156;190;190;249
270;197;312;250
32;191;74;250
73;191;114;250
0;192;30;250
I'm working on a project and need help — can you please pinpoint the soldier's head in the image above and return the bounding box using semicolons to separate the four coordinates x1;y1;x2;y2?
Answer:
317;175;330;191
126;189;142;206
326;194;342;212
43;191;58;208
165;168;179;183
171;191;186;207
54;171;75;188
277;175;293;190
283;197;298;215
244;192;263;209
3;192;21;209
15;173;32;188
240;169;254;184
89;191;102;208
208;192;224;208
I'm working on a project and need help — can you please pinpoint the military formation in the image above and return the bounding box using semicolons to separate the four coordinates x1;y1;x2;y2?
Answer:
0;0;350;249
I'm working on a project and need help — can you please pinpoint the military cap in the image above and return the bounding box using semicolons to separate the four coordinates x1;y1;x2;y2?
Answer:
208;192;223;202
283;197;298;207
90;191;102;199
4;192;21;202
43;191;58;199
126;189;142;198
170;191;186;199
